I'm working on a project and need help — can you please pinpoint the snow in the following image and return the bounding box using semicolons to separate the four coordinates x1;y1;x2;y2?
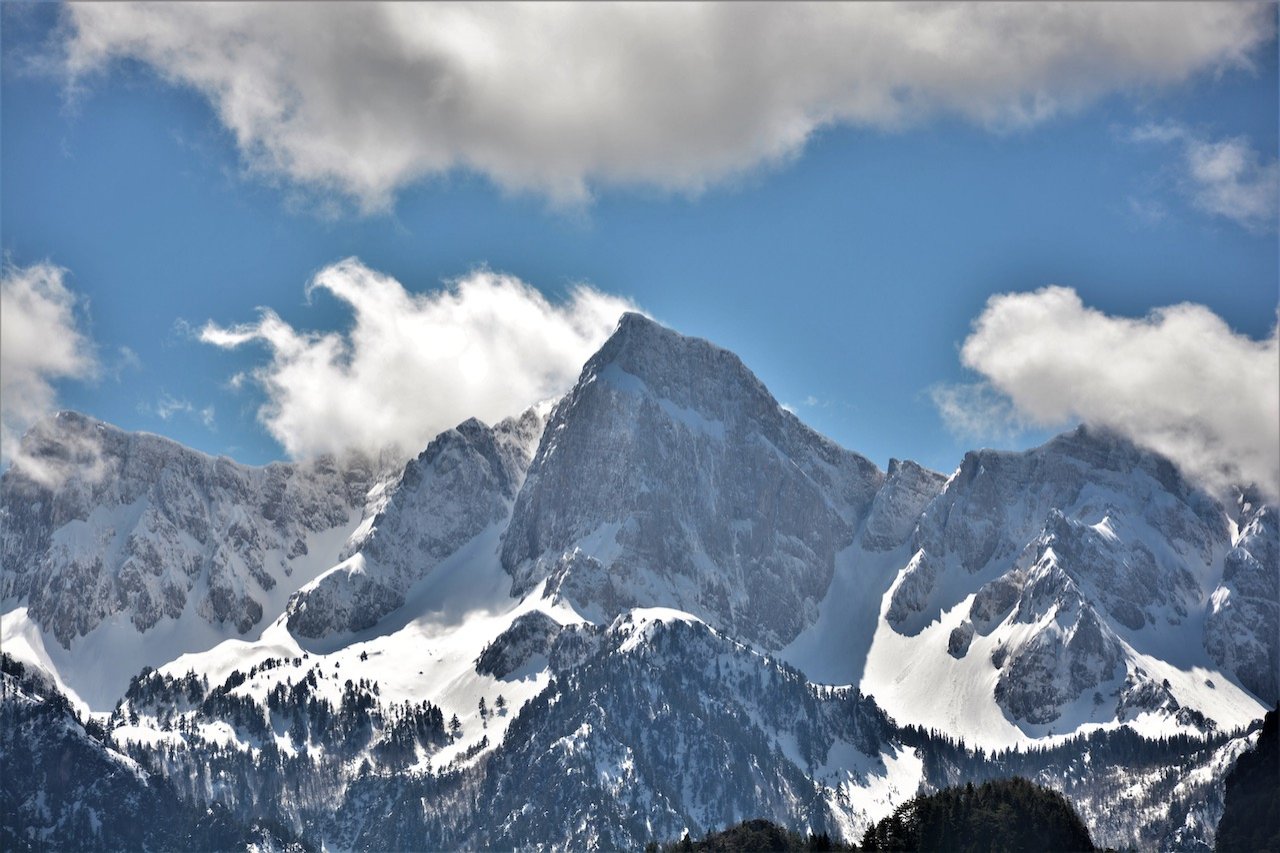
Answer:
615;608;706;653
780;539;907;686
820;743;925;841
656;398;726;439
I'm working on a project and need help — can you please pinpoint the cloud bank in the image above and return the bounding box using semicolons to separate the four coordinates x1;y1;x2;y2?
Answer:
1132;123;1279;232
200;258;636;458
62;2;1272;210
0;262;99;479
936;286;1280;500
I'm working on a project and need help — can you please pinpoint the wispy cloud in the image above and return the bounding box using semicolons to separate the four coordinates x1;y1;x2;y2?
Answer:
935;286;1280;499
143;393;216;430
61;3;1272;211
201;258;636;458
1130;122;1279;232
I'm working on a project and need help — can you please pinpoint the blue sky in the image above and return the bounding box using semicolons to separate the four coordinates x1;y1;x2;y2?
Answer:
2;3;1277;486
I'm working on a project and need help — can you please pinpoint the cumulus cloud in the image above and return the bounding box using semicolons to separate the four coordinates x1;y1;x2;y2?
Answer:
1131;123;1279;232
200;258;636;458
935;286;1280;499
61;2;1271;210
0;262;100;481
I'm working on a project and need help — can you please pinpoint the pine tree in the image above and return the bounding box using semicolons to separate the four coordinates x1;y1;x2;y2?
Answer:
449;713;462;738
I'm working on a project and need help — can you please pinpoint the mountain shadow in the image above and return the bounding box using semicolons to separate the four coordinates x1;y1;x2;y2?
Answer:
1216;705;1279;852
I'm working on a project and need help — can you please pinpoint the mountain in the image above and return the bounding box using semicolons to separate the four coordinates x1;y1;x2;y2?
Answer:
501;312;883;649
0;412;394;707
1;313;1275;850
1205;496;1279;705
851;425;1273;747
286;405;548;639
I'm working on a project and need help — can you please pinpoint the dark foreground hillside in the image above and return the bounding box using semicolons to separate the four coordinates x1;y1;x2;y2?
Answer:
1215;706;1279;852
861;777;1095;852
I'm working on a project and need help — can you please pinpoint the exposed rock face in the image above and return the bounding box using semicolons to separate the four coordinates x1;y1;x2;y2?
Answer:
0;412;377;647
1205;497;1279;703
500;313;883;649
947;621;975;658
861;459;946;552
992;556;1124;725
286;408;548;638
969;572;1024;633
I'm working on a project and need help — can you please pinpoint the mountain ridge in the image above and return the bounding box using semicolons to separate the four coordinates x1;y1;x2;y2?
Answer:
2;312;1275;850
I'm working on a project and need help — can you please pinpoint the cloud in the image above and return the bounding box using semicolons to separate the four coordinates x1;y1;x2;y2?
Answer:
143;393;216;429
113;345;142;375
61;3;1272;210
936;286;1280;499
928;382;1026;441
1184;136;1279;232
0;262;99;479
200;258;636;458
1131;123;1279;232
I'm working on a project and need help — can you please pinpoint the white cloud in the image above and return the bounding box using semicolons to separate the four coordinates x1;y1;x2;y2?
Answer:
200;258;636;458
61;2;1272;210
0;262;99;479
936;286;1280;499
1131;123;1279;232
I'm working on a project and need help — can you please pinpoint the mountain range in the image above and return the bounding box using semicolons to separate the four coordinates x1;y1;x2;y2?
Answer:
2;313;1275;850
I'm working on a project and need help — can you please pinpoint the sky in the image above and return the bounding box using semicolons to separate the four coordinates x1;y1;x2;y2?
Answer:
1;3;1277;497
